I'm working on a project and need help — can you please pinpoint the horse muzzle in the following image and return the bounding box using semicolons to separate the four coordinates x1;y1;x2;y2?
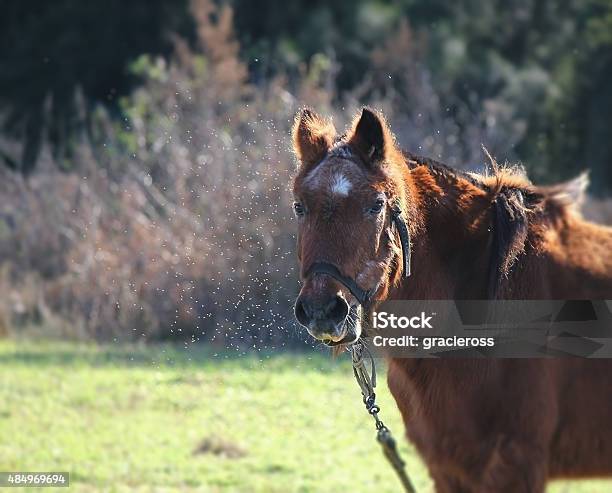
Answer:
323;304;361;346
294;293;360;345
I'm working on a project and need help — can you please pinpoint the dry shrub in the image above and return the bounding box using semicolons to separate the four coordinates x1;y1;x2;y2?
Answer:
0;0;303;345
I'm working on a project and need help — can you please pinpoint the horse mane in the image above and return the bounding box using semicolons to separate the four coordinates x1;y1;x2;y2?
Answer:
403;150;486;190
402;150;589;298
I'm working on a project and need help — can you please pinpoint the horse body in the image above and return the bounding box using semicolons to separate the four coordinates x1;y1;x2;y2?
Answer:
382;158;612;491
291;107;612;492
388;357;612;491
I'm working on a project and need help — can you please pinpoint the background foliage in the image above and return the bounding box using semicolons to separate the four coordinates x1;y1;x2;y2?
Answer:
1;0;611;343
3;0;612;190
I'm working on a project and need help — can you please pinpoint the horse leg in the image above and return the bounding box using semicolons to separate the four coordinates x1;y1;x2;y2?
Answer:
475;438;548;493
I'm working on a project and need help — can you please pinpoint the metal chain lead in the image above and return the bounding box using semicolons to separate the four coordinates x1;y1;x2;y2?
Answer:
350;341;417;493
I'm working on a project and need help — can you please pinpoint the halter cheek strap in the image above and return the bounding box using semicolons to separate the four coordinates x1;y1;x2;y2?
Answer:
390;205;412;278
304;205;412;306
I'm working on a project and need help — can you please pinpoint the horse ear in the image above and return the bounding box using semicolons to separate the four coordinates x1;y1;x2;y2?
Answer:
292;108;336;168
349;108;393;166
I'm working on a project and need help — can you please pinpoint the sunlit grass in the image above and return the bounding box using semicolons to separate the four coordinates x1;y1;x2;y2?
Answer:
0;340;610;492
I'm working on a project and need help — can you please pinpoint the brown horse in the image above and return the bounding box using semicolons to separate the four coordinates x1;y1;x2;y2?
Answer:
291;107;612;492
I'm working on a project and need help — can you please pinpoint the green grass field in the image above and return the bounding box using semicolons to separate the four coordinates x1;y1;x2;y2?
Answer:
0;340;611;492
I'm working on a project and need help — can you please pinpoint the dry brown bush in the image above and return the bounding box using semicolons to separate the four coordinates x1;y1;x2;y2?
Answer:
0;0;305;345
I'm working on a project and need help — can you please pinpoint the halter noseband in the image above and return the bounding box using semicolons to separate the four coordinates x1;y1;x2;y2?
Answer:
304;204;412;306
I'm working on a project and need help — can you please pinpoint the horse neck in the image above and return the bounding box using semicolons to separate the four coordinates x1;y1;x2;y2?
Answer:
395;164;493;299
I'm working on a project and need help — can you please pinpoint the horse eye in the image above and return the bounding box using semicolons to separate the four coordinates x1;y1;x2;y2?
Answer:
293;202;305;217
368;199;385;214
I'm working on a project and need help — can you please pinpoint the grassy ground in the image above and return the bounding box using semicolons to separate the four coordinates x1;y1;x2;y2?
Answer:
0;341;611;492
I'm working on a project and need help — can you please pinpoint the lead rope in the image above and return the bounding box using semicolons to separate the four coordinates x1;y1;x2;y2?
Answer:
350;340;417;493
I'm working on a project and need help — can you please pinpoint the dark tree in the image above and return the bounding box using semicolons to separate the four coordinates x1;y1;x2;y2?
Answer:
0;0;193;173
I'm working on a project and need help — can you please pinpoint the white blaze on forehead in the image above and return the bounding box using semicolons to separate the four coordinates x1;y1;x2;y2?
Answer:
303;157;361;196
330;172;352;196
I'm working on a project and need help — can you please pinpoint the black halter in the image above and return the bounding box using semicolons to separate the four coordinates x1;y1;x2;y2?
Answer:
304;204;412;306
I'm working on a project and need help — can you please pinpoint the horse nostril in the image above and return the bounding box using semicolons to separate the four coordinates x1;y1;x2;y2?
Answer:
325;295;349;327
294;299;311;327
295;295;349;334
